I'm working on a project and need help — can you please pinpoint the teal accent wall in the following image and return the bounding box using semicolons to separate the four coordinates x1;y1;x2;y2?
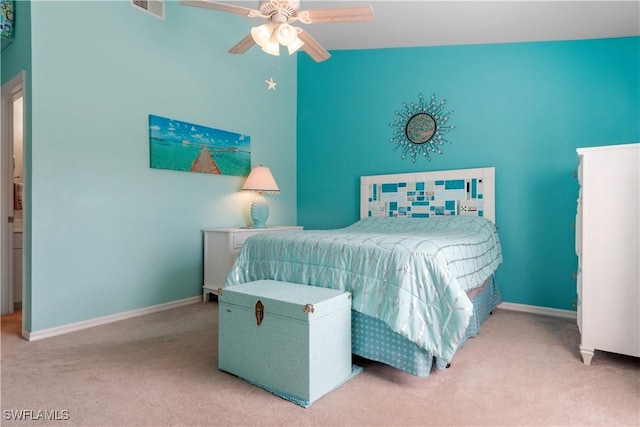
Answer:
12;1;296;332
1;0;30;83
297;36;640;311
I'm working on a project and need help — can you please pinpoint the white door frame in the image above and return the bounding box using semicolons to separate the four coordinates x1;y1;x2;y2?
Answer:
1;71;24;316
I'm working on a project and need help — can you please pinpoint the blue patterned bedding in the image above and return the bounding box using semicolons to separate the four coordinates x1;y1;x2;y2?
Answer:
226;216;502;363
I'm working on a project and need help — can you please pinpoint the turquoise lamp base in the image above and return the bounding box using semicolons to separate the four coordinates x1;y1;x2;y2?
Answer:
250;194;269;228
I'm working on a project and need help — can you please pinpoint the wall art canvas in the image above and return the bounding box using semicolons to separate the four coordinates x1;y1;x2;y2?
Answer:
0;0;14;40
149;114;251;176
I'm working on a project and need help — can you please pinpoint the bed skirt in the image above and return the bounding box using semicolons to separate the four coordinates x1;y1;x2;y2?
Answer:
351;276;501;377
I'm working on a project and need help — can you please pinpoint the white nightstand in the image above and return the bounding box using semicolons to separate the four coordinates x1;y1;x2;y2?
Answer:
201;226;303;302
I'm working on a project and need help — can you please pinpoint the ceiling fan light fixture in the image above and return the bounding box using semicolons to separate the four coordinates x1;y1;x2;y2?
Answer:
261;42;280;56
261;23;282;56
277;23;297;45
250;23;274;47
286;36;305;55
180;0;373;63
261;34;281;56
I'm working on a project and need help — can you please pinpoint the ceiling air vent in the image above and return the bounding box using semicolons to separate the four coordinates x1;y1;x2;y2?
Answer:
131;0;165;20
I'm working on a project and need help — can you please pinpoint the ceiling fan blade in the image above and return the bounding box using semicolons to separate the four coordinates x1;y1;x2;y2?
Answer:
296;29;330;63
228;33;256;54
298;6;373;24
179;0;255;16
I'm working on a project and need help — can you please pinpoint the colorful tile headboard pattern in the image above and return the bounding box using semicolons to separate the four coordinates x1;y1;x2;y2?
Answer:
360;167;496;223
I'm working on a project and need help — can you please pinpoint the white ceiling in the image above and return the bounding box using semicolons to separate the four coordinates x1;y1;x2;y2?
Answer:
227;1;640;50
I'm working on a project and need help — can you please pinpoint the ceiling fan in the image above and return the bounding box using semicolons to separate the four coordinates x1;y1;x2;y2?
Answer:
180;0;373;62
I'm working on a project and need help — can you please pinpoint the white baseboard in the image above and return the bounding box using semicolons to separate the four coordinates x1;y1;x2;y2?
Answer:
498;302;577;319
22;298;574;341
24;296;202;341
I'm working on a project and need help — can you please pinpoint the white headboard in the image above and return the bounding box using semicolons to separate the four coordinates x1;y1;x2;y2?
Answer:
360;167;495;223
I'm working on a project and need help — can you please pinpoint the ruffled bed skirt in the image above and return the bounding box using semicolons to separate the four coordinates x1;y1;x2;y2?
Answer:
351;275;502;376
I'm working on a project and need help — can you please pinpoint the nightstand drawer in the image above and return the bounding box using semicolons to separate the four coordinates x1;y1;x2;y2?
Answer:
233;231;255;249
202;226;303;302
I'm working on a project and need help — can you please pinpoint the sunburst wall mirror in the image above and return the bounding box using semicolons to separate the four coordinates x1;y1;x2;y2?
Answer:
389;93;455;162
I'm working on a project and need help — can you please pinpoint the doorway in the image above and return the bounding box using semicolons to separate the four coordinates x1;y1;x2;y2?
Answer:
1;71;24;330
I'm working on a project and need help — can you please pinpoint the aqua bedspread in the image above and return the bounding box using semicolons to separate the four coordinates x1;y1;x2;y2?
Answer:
226;216;502;363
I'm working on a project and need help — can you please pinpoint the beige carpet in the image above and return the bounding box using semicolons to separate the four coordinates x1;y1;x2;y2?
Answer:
1;302;638;427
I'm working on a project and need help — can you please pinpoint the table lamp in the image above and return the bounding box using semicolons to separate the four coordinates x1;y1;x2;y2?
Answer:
242;165;280;228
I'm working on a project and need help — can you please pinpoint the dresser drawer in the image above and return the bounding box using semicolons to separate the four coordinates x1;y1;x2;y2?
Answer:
233;231;257;249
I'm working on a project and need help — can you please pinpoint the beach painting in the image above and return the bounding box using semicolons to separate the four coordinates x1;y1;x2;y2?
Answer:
149;115;251;176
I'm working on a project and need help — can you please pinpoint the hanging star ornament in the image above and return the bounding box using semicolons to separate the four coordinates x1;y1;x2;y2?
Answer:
265;77;277;91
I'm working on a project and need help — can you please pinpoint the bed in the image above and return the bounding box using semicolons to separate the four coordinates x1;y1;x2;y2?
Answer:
226;167;502;376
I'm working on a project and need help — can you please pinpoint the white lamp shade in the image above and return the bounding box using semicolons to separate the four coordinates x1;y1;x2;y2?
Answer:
242;165;280;194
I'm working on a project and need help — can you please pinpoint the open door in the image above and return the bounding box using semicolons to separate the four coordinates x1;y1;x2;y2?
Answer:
1;71;24;316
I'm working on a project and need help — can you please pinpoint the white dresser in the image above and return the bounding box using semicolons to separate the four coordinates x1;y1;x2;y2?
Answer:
201;226;302;302
575;143;639;364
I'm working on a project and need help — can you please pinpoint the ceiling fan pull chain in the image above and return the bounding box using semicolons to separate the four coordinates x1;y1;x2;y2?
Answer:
265;55;282;91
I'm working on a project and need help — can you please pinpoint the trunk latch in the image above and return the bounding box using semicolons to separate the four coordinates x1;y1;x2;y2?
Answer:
255;300;264;326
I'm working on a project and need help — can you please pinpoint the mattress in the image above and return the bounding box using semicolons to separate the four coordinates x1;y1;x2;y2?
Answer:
226;215;502;364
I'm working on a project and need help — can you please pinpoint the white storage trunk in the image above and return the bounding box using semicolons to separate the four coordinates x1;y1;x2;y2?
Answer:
218;280;352;407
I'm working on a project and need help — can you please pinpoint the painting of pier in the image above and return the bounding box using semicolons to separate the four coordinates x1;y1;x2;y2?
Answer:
149;114;251;176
